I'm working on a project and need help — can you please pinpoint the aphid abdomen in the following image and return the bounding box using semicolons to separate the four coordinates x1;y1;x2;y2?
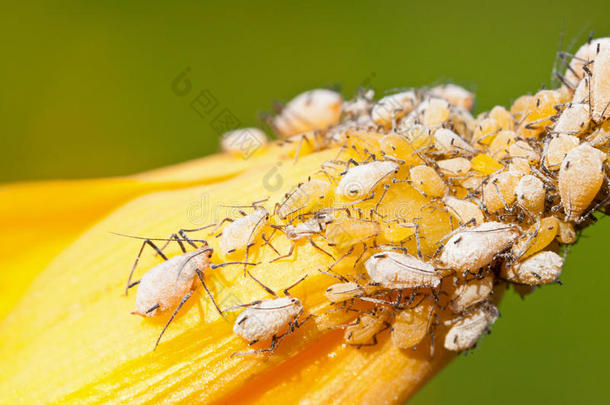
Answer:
558;144;606;221
325;282;364;303
337;161;399;200
221;128;267;156
449;275;494;313
545;134;580;170
430;84;474;111
273;89;343;137
444;304;499;352
233;297;302;342
440;222;520;272
433;128;475;154
278;179;331;219
482;171;520;213
365;251;440;289
371;91;417;127
501;251;563;285
344;308;391;345
219;208;268;256
590;46;610;122
391;299;434;349
553;104;590;136
516;174;545;217
410;165;447;198
325;218;381;250
442;196;484;226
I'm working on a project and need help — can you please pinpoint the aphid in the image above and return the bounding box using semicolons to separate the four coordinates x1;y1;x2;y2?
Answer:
516;174;545;217
500;251;563;285
379;132;423;166
437;157;471;177
512;216;559;259
125;238;252;349
410;165;448;198
365;251;441;289
591;46;610;122
509;140;540;164
371;91;418;127
423;98;451;127
444;304;499;352
439;222;520;273
448;105;476;139
557;220;576;244
563;37;610;86
449;275;494;313
272;211;335;261
325;217;381;250
482;171;520;213
391;298;435;349
336;160;399;200
430;84;474;111
519;89;566;138
510;94;535;121
229;275;309;355
558;143;606;221
442;196;485;226
544;134;580;170
344;307;392;346
433;128;475;155
553;104;590;136
488;105;515;132
273;89;343;137
276;179;331;219
325;281;378;304
489;130;517;160
397;124;434;149
472;116;500;147
220;127;267;156
470;153;504;175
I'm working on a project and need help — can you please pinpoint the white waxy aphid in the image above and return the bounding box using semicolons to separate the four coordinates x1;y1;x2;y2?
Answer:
444;304;499;352
437;157;471;176
442;196;484;226
277;179;330;219
220;128;267;156
219;207;269;255
500;251;563;285
516;174;545;217
564;37;610;85
439;222;520;272
337;161;399;199
365;251;440;289
434;128;475;154
559;143;606;221
273;89;343;137
544;134;580;170
284;211;334;241
371;91;418;127
592;46;610;122
449;275;494;313
344;307;391;346
430;84;475;111
509;140;540;164
553;104;590;136
325;282;377;303
572;76;590;104
233;296;303;342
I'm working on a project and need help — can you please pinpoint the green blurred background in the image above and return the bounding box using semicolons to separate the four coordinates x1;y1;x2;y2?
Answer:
1;0;609;403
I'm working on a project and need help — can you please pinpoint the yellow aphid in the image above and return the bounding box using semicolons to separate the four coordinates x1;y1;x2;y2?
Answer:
434;128;475;154
273;89;343;137
449;275;494;313
379;133;423;166
343;130;384;156
382;222;416;243
519;90;564;138
471;154;504;175
437;157;471;176
391;299;435;349
510;94;535;120
513;216;559;259
509;140;540;164
430;84;475;111
277;179;331;219
544;134;580;170
592;46;610;122
557;220;577;244
220;127;267;157
344;307;391;346
553;104;590;136
501;251;563;285
482;171;520;213
459;174;485;192
443;196;485;225
448;106;476;139
489;130;517;160
489;106;514;131
371;91;418;127
399;124;434;149
337;161;399;200
325;217;380;250
472;117;499;147
423;98;451;127
508;159;531;176
565;37;610;86
410;165;447;198
325;282;376;304
516;174;545;217
559;143;606;221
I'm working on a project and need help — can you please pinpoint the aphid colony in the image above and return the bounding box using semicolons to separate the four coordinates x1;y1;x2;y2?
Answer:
124;37;610;356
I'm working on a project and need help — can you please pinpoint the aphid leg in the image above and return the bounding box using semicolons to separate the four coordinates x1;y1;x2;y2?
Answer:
246;270;277;297
308;238;335;260
283;275;308;296
318;268;349;282
195;269;224;317
270;243;296;263
209;217;235;236
261;230;280;255
153;290;194;350
371;184;390;218
353;243;368;267
125;239;169;295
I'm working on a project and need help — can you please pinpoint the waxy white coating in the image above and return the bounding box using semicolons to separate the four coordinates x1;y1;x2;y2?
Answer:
434;128;475;154
371;91;418;127
337;161;399;199
365;251;440;289
439;222;520;272
449;275;494;313
284;211;334;240
444;305;499;351
273;89;343;137
221;128;267;155
219;208;268;255
501;251;564;285
233;297;303;342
